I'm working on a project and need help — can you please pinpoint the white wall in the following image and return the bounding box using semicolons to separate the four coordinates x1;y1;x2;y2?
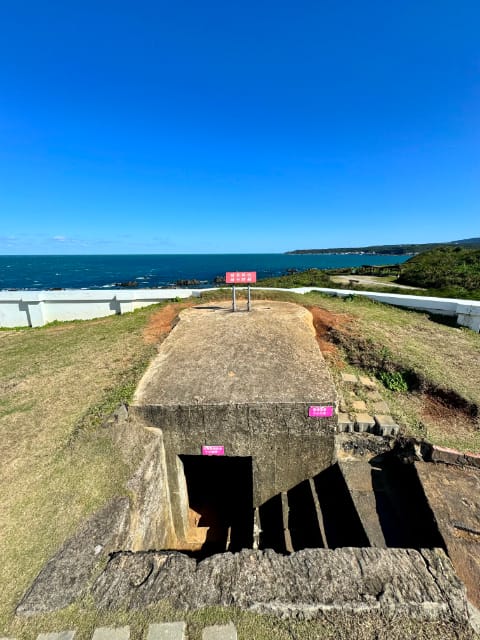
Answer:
258;287;480;332
0;289;206;328
0;287;479;332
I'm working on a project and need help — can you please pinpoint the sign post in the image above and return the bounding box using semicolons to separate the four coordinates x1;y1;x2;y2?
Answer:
225;272;257;312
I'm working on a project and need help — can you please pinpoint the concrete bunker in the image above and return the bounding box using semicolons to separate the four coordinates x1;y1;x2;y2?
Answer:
128;302;338;555
178;454;254;557
125;303;444;559
15;302;480;631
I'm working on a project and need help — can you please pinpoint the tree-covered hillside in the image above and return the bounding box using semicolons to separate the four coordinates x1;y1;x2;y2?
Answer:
286;237;480;255
398;246;480;292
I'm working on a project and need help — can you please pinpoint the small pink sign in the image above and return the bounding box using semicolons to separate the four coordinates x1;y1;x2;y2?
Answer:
225;271;257;284
309;405;334;418
202;445;225;456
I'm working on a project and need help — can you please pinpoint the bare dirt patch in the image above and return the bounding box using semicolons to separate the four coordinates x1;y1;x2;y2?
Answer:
301;298;480;451
305;305;353;365
143;301;196;344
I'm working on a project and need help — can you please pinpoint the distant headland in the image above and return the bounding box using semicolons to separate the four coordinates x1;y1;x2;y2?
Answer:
285;237;480;256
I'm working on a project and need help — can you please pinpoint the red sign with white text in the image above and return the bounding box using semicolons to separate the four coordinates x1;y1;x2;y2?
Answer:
202;445;225;456
309;405;334;418
225;271;257;284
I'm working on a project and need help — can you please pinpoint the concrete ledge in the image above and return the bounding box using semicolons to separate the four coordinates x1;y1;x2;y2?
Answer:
88;548;469;629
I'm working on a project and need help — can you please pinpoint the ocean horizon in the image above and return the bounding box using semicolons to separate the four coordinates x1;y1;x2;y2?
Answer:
0;253;409;291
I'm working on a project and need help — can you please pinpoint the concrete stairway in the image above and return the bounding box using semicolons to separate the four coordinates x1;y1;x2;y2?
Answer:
258;458;441;553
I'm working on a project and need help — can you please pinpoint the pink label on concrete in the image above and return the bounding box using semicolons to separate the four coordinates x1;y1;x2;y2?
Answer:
309;405;334;418
202;445;225;456
225;271;257;284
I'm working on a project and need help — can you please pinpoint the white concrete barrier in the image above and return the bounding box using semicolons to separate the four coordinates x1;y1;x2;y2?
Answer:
0;289;208;328
0;287;479;332
280;287;480;332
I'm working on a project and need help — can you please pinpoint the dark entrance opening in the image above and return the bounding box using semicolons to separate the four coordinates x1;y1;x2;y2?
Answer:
179;455;254;559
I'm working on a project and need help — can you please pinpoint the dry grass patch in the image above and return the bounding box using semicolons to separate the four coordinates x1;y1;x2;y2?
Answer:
0;303;183;630
297;292;480;451
1;290;479;637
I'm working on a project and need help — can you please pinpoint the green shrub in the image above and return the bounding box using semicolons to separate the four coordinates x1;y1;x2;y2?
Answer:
378;370;409;392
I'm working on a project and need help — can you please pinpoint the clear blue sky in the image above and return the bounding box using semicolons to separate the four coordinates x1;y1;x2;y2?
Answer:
0;1;479;254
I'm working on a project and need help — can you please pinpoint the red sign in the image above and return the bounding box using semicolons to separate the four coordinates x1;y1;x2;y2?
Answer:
309;405;334;418
202;445;225;456
225;271;257;284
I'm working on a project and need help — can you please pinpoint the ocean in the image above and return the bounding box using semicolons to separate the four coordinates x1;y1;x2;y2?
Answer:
0;254;409;291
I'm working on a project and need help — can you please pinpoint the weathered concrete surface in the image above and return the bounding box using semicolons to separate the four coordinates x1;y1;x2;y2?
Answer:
17;497;129;615
339;461;387;548
91;628;130;640
123;428;177;552
90;548;469;628
134;302;335;406
146;623;186;640
202;624;237;640
131;302;337;518
416;462;480;609
37;633;76;640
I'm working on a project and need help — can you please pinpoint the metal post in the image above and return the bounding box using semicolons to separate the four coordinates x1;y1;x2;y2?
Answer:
247;284;251;311
232;284;237;312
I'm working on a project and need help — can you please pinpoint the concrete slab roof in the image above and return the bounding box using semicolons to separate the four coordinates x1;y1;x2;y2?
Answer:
133;301;336;406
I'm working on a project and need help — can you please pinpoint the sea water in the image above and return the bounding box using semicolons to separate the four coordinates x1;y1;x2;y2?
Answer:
0;254;408;291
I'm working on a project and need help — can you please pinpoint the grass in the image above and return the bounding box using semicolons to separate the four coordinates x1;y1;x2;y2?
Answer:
0;292;479;638
0;305;164;633
297;291;480;451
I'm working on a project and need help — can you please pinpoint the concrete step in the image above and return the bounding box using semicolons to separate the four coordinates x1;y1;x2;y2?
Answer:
92;629;130;640
308;477;328;548
202;623;237;640
37;634;75;640
338;461;387;547
281;491;294;553
147;623;186;640
30;623;239;640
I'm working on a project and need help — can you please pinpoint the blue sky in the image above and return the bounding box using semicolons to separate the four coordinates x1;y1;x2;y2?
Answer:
0;1;479;254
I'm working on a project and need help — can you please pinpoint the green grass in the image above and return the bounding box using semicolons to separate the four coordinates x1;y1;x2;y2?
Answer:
399;246;480;291
0;305;164;632
254;264;480;299
1;293;479;638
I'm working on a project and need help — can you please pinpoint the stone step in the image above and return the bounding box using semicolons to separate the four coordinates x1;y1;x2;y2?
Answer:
308;477;328;548
253;506;261;550
352;400;367;411
281;491;294;553
353;413;376;433
202;623;237;640
336;412;354;433
92;628;130;640
359;376;377;388
30;623;240;640
374;415;400;436
338;461;387;548
147;623;186;640
341;372;358;384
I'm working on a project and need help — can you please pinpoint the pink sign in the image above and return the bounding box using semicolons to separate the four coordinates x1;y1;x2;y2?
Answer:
309;405;334;418
225;271;257;284
202;445;225;456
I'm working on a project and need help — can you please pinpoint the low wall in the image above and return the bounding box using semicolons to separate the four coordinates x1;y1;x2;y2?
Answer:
258;287;480;332
0;287;479;332
0;289;205;328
